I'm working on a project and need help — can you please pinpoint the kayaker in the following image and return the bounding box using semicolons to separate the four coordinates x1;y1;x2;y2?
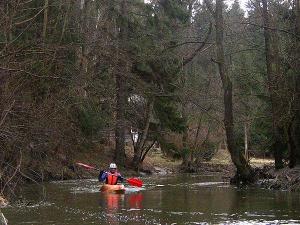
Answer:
98;163;124;185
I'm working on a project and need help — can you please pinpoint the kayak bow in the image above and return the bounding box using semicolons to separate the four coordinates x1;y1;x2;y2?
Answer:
100;184;125;194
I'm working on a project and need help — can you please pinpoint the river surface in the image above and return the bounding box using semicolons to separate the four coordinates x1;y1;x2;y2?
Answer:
2;174;300;225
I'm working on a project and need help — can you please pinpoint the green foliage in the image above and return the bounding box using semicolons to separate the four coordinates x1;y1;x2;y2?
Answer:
73;102;107;138
159;139;182;158
159;0;190;24
128;0;188;139
154;97;186;133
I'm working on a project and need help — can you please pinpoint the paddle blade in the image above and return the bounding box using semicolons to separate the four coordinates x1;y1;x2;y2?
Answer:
126;178;143;187
76;162;97;170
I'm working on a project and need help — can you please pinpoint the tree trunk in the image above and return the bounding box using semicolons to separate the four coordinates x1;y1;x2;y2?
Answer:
42;0;49;40
132;99;154;170
115;0;129;166
244;122;249;161
291;110;300;167
214;0;253;182
181;97;191;168
181;0;194;170
181;123;192;168
141;141;156;162
115;72;126;166
60;0;71;42
290;0;300;166
261;0;284;169
296;0;300;35
288;120;297;168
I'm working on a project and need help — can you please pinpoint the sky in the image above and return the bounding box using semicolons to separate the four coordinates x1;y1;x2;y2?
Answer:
226;0;250;11
143;0;250;11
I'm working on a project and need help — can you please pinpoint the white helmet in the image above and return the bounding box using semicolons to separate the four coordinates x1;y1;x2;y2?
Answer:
109;163;117;169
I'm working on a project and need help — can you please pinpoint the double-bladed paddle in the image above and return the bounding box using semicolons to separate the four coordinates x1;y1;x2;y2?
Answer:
76;162;143;187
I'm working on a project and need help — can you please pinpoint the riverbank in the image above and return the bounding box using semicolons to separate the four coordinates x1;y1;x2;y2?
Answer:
203;150;300;192
46;146;300;193
164;149;300;192
258;166;300;192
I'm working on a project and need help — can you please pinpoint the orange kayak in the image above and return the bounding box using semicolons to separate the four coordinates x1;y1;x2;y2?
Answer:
100;184;125;194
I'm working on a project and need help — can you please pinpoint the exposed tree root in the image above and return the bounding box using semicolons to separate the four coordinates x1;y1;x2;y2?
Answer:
258;166;300;191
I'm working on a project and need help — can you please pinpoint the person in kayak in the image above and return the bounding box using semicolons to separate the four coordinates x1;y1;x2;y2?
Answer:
98;163;124;185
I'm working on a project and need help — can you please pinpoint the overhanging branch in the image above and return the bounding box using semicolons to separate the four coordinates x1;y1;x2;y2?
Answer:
183;23;213;66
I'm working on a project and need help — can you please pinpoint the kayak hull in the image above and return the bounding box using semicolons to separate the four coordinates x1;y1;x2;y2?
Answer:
100;184;125;194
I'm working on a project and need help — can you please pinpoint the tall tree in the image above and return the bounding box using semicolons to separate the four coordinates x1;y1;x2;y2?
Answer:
289;0;300;167
205;0;253;182
115;0;130;166
261;0;286;169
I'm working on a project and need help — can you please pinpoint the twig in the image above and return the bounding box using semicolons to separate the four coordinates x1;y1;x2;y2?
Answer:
0;100;15;128
1;151;22;195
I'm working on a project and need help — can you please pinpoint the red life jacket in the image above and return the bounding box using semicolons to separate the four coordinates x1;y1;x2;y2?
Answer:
106;172;119;185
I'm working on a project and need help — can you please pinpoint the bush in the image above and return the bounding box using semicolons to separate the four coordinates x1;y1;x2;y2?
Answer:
73;102;107;138
194;140;217;161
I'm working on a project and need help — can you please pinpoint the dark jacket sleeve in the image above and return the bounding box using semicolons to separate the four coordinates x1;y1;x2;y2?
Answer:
98;171;106;182
118;174;124;183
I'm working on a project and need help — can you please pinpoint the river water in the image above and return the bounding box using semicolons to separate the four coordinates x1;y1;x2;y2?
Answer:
2;174;300;225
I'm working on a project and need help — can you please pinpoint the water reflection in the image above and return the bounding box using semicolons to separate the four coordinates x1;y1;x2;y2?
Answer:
128;192;143;209
101;193;124;225
99;191;144;225
104;193;124;210
100;191;144;210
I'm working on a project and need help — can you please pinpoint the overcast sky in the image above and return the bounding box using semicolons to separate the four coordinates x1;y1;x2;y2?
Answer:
144;0;250;11
226;0;250;10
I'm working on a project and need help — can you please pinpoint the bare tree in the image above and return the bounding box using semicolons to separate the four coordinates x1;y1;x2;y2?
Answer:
205;0;253;182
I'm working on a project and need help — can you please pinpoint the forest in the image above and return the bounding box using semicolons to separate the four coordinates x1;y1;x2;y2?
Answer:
0;0;299;200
